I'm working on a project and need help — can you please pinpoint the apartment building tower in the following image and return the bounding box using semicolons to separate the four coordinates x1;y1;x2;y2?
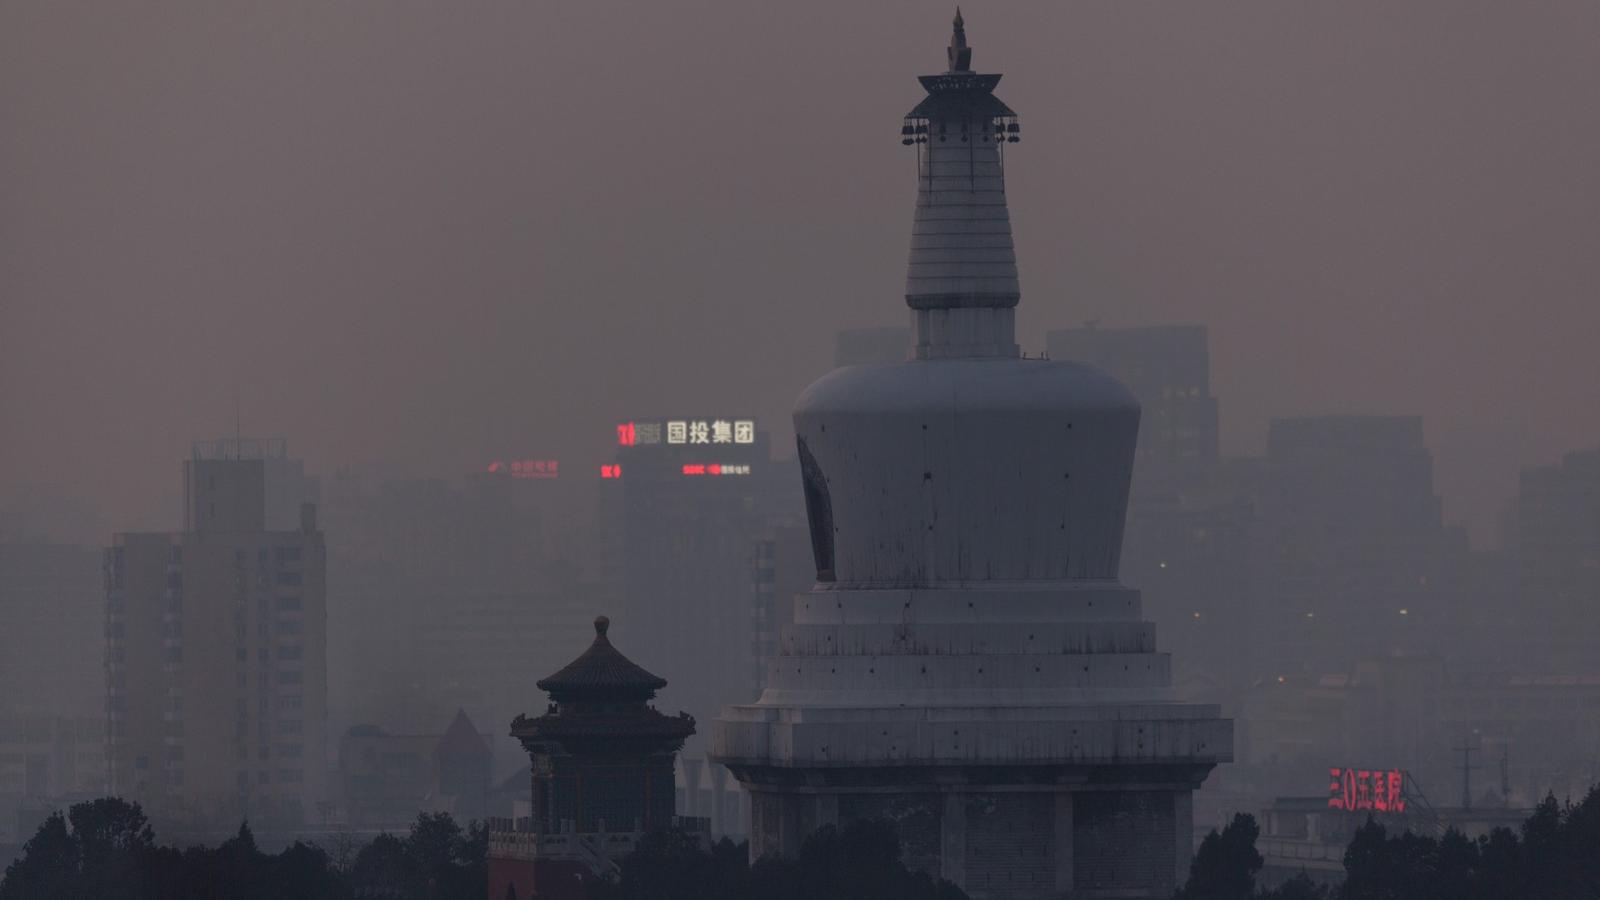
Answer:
105;440;327;829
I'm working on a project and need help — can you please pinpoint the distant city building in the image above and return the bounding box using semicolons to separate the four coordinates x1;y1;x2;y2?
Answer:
337;709;490;828
318;466;577;760
1511;446;1600;669
105;440;327;830
1236;656;1600;815
0;541;104;720
415;578;596;771
834;326;910;366
0;715;107;841
1256;791;1526;888
1255;416;1466;676
714;18;1230;899
189;437;321;532
1043;325;1260;687
747;521;813;696
489;616;697;900
1045;324;1219;494
596;417;802;753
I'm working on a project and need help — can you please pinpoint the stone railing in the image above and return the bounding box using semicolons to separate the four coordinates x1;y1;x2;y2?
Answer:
485;815;711;868
1259;837;1344;870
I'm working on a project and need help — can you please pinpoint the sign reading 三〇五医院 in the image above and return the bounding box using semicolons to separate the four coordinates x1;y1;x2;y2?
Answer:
1328;767;1407;813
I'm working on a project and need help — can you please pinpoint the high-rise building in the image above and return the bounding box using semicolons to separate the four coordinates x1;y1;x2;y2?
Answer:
1510;446;1600;668
1255;416;1464;676
596;418;802;753
0;541;108;828
189;437;321;532
713;17;1230;899
0;542;104;720
748;522;813;695
105;441;327;830
1043;325;1258;687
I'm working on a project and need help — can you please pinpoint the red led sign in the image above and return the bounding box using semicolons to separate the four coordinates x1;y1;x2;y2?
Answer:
617;423;637;446
681;463;751;476
487;460;559;479
600;465;622;479
1328;768;1406;813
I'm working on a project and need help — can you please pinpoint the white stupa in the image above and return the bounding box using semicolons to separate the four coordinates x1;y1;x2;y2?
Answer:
713;13;1232;899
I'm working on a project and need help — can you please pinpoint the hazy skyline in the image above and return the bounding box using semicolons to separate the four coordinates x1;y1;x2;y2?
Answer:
5;1;1599;546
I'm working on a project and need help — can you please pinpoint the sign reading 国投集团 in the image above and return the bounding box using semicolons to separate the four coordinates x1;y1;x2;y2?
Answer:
616;419;756;447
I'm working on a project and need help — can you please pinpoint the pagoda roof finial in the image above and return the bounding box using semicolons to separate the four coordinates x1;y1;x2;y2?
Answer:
948;7;972;72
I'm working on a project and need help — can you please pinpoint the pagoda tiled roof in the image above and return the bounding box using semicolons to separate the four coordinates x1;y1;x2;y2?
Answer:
536;616;667;696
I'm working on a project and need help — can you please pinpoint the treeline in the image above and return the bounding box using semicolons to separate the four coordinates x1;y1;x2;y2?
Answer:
0;798;484;900
10;788;1598;900
587;819;967;900
1;803;961;900
1178;784;1600;900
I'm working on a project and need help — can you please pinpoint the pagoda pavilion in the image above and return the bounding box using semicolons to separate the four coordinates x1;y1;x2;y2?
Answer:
488;616;696;900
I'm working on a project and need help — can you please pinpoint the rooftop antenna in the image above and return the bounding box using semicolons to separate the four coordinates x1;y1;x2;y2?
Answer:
1454;743;1480;810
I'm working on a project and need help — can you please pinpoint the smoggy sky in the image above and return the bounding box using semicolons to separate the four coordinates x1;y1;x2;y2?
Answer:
3;1;1598;547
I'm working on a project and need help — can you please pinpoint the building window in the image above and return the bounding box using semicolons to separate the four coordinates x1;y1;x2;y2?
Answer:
276;596;302;612
276;645;302;660
275;572;301;587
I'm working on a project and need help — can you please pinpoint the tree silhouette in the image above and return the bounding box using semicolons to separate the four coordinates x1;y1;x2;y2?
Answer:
1178;813;1264;900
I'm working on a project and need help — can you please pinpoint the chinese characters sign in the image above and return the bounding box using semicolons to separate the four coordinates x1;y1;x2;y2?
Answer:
1328;767;1406;813
681;463;752;476
487;460;559;479
617;419;756;447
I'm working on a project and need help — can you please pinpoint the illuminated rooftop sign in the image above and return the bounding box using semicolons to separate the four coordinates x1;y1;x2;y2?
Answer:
681;463;752;476
618;419;756;447
487;460;559;479
1328;767;1406;813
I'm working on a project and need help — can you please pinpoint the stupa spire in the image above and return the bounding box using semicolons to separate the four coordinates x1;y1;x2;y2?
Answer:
900;11;1024;359
948;8;972;71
